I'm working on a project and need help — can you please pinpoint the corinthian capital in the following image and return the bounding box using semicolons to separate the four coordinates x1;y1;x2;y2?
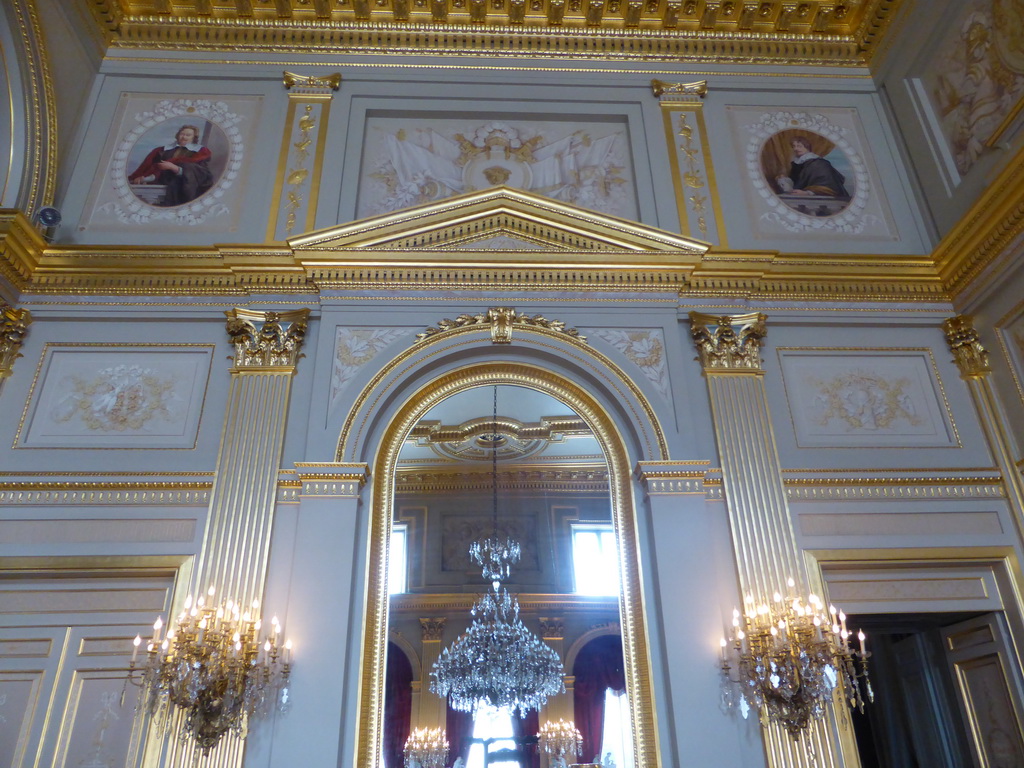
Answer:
225;308;310;368
943;315;991;379
689;311;767;371
0;303;32;379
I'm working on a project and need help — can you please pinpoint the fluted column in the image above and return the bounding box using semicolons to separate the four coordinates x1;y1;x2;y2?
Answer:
943;316;1024;540
689;312;852;768
191;308;309;608
156;309;309;767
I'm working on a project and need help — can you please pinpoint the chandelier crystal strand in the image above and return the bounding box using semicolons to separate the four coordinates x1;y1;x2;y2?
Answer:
403;727;449;768
539;719;583;761
430;385;565;716
125;586;292;755
719;578;872;739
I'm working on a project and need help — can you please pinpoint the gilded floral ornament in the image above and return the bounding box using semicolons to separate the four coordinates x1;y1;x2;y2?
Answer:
225;308;310;368
282;71;342;92
415;307;586;344
689;311;767;370
943;315;991;379
0;304;32;379
651;79;708;98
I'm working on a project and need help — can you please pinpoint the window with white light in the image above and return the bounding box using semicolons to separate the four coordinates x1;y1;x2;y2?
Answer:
571;524;619;596
388;524;407;595
465;705;520;768
599;688;635;768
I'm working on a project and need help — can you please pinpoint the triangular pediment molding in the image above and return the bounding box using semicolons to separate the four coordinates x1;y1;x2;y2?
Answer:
289;187;709;255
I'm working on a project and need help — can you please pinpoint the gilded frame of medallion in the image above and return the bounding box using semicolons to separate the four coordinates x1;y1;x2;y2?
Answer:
352;356;664;768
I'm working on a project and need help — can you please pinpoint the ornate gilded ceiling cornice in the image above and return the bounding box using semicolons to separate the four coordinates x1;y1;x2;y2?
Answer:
932;142;1024;308
0;210;948;300
84;0;900;65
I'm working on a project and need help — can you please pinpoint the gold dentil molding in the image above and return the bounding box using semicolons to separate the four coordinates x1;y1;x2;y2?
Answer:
83;0;900;65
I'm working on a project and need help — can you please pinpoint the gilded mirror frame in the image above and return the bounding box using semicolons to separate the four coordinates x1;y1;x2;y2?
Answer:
353;359;664;768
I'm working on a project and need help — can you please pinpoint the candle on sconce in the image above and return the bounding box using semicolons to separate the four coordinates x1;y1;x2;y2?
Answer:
132;634;141;663
858;630;866;656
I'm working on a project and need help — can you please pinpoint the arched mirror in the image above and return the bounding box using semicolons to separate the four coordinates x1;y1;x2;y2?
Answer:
357;363;660;768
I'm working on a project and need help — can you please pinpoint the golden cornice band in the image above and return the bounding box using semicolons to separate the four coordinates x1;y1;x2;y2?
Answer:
282;71;342;92
85;0;899;64
415;307;586;344
0;303;32;379
689;311;766;370
396;466;610;494
0;207;952;300
225;308;310;368
651;79;707;98
932;142;1024;302
942;315;991;379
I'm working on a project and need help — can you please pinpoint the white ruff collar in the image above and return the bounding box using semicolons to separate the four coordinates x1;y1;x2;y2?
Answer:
792;152;821;164
164;142;203;152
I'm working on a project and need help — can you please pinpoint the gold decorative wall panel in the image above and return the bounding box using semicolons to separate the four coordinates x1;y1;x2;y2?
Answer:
656;81;725;245
268;73;340;241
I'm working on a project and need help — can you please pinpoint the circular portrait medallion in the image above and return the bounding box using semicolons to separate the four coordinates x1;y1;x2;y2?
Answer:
124;120;230;208
760;129;855;218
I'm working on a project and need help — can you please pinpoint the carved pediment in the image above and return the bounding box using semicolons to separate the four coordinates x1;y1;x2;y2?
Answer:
289;187;709;255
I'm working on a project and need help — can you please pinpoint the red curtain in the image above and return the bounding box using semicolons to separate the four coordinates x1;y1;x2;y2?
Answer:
445;704;475;767
512;709;540;768
573;635;625;763
384;642;414;768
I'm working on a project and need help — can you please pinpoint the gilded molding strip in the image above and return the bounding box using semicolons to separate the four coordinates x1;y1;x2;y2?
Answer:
268;73;340;242
0;488;211;505
8;0;56;212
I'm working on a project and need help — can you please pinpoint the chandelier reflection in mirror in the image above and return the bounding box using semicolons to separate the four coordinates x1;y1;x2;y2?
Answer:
720;579;872;739
403;726;449;768
539;719;583;762
429;386;565;716
125;586;292;755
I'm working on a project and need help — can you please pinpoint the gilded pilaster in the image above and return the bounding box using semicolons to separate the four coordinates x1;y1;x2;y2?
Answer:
193;309;309;607
688;312;852;768
157;308;308;766
267;73;341;241
653;80;725;245
943;315;1024;541
0;303;31;379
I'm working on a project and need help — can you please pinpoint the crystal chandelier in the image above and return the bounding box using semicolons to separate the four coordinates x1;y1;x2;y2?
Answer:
403;727;449;768
430;386;565;717
126;587;292;755
720;579;872;739
539;719;583;761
